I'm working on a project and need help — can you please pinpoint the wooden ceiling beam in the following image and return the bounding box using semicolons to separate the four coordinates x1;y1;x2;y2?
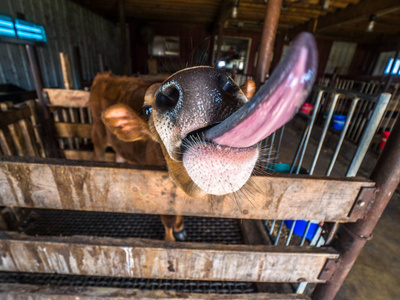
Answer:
317;0;400;31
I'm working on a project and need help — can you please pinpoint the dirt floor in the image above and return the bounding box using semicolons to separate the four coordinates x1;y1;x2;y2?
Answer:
279;118;400;300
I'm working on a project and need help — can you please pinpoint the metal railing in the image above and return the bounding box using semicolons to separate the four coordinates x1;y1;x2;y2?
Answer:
261;85;392;295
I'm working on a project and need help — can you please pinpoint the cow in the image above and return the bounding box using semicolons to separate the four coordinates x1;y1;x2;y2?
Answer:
89;32;317;242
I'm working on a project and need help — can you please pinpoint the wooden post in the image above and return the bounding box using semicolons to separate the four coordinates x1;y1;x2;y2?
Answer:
72;46;83;90
99;54;106;73
118;0;129;75
216;23;224;64
211;0;234;66
59;52;74;90
25;45;60;158
255;0;282;87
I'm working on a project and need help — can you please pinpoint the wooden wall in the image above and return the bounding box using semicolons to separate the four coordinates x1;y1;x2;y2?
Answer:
130;22;210;74
223;30;261;76
0;0;120;91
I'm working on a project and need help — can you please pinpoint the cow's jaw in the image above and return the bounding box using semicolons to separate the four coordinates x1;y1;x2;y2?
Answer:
153;32;317;196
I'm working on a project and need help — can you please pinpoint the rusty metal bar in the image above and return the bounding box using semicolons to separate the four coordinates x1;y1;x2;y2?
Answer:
312;116;400;300
255;0;282;86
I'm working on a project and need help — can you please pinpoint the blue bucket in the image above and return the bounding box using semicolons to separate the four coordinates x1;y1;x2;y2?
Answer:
268;163;307;174
332;115;346;131
284;220;319;240
271;164;318;240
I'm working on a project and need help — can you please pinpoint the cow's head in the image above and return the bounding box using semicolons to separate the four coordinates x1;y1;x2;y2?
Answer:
102;33;317;197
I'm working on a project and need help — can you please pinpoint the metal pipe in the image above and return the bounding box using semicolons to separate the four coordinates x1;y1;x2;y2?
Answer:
312;115;400;300
269;220;276;235
265;131;276;168
381;90;399;131
295;90;324;174
326;98;359;176
274;125;285;162
347;93;392;177
309;94;339;175
290;125;308;173
255;0;282;86
286;220;297;246
300;221;312;246
274;221;284;245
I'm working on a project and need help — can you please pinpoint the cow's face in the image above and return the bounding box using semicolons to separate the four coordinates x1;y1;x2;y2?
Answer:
103;32;317;198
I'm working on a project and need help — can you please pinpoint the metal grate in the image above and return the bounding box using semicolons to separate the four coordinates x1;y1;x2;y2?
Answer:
19;209;245;244
0;272;257;294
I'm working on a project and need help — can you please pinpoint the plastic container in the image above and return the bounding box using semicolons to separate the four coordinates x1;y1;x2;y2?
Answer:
332;114;346;130
284;220;319;240
300;103;314;115
268;163;307;174
379;131;390;150
271;164;318;240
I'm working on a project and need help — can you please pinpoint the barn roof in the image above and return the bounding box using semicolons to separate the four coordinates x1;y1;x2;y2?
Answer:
73;0;400;43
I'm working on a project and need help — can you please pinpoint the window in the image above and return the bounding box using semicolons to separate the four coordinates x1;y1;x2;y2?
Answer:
324;41;357;75
0;14;47;44
149;36;180;57
384;58;400;75
372;51;396;75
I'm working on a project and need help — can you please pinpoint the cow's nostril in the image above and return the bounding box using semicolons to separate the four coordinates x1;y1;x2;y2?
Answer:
156;85;180;110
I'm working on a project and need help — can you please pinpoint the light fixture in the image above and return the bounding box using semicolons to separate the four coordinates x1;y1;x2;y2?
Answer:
232;0;239;19
232;6;238;18
322;0;330;10
367;14;377;32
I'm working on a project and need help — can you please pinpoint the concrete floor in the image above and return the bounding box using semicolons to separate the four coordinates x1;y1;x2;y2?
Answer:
278;118;400;300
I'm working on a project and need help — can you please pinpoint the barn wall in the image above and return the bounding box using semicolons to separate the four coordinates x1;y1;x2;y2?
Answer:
0;0;120;91
223;30;261;76
130;22;210;74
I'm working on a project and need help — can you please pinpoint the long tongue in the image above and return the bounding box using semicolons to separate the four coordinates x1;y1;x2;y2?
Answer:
205;32;317;148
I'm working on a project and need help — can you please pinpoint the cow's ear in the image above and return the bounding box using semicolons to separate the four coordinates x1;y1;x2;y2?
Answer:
102;104;151;142
241;80;256;99
144;83;162;105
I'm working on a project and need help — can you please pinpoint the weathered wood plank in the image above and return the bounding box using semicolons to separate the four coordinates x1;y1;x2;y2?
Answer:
0;127;17;156
0;107;32;128
59;52;74;90
63;150;115;162
54;123;92;139
0;232;338;283
44;89;90;107
19;119;40;157
0;284;311;299
0;156;375;221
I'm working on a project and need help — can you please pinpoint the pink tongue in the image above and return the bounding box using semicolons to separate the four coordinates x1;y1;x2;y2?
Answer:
212;47;308;148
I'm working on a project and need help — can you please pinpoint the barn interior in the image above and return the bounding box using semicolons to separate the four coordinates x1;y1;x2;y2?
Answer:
0;0;399;299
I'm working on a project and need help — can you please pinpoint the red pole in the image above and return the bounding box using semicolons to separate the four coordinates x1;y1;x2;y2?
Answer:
313;117;400;299
255;0;282;87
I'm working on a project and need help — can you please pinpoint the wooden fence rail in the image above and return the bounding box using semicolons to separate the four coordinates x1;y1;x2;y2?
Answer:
0;232;338;283
0;156;375;221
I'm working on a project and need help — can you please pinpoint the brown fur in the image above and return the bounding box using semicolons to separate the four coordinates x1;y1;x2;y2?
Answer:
88;72;165;165
88;72;181;241
89;71;256;241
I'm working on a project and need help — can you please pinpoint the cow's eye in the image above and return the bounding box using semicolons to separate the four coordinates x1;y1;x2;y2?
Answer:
140;105;152;119
218;74;238;95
